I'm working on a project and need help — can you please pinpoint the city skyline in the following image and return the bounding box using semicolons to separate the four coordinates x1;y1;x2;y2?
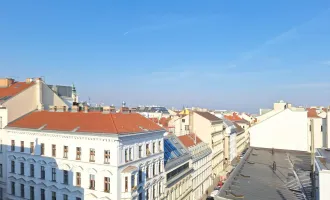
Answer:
1;0;330;113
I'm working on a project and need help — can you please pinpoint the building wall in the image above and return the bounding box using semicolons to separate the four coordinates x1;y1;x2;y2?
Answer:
307;118;326;151
4;128;165;200
3;84;38;123
189;144;212;200
191;113;224;176
170;115;190;136
229;134;237;162
249;109;309;152
41;83;68;110
318;170;330;200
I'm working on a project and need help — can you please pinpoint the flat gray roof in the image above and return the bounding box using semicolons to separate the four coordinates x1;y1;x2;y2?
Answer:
316;148;330;170
217;147;312;200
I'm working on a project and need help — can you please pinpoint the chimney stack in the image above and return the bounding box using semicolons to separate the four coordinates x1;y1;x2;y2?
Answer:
72;105;79;112
49;106;57;112
26;78;33;84
84;105;89;113
0;78;15;88
102;106;111;114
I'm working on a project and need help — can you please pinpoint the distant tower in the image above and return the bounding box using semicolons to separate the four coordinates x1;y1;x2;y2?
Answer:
122;101;126;107
72;83;78;103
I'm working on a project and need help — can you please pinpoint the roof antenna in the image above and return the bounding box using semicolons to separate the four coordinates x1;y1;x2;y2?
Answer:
273;161;277;171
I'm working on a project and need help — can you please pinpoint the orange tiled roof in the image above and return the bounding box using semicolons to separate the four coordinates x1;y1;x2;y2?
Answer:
0;82;35;99
148;117;170;127
224;112;242;121
307;108;320;118
178;133;202;148
8;111;163;134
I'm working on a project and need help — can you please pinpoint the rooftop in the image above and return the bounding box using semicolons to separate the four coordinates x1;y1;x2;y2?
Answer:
315;148;330;170
307;108;321;118
218;148;312;200
0;81;35;103
195;111;221;122
177;133;202;148
164;134;191;168
7;111;164;134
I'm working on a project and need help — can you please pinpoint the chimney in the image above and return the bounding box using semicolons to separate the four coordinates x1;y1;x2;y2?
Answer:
72;105;79;112
110;105;116;113
35;78;43;110
0;78;15;88
49;105;57;112
102;106;111;114
26;78;33;84
56;106;67;112
84;105;89;113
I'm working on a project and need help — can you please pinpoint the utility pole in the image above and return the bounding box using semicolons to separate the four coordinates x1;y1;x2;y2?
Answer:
311;119;315;200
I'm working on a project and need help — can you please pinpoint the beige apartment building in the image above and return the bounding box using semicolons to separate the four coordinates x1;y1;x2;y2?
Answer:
189;111;225;177
0;78;68;123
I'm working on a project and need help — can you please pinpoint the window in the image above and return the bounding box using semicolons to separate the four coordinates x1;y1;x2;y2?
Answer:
131;174;135;188
153;163;155;176
146;166;149;179
20;184;24;197
63;146;68;158
52;168;56;182
21;141;24;152
89;148;95;162
30;142;34;154
104;150;110;163
11;140;15;151
76;147;81;160
321;125;323;131
76;172;81;186
41;143;44;155
146;189;149;200
11;182;15;195
159;182;161;195
139;145;142;158
129;148;133;161
0;164;2;177
182;119;185;123
52;144;56;157
125;149;128;162
30;164;34;177
153;185;156;199
125;176;128;192
185;125;189;130
158;141;162;152
90;174;95;190
63;170;68;185
146;144;150;156
41;189;45;200
139;193;143;200
63;194;68;200
41;166;45;179
20;162;24;175
138;170;142;183
76;198;81;200
104;177;110;193
152;142;155;153
159;161;162;173
11;160;15;173
52;191;56;200
30;186;34;200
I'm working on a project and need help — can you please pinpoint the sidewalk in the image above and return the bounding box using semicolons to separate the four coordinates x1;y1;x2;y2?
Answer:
199;165;233;200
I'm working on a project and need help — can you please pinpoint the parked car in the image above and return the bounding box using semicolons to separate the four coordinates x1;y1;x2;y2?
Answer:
210;190;220;197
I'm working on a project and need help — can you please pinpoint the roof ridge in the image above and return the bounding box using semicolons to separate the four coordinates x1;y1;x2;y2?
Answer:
109;113;119;133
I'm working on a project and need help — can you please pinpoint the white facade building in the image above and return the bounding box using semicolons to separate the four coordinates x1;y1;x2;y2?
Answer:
2;110;166;200
315;148;330;200
249;108;309;152
178;134;212;200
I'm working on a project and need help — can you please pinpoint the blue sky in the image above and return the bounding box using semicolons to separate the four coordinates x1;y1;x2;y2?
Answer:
1;0;330;113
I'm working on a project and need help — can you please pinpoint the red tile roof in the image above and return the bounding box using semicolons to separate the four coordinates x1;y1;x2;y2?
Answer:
224;112;242;121
0;82;35;99
148;117;170;127
178;133;202;148
8;111;163;134
307;108;320;118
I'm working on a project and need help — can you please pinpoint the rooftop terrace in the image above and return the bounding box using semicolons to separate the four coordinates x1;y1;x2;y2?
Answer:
217;148;312;200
